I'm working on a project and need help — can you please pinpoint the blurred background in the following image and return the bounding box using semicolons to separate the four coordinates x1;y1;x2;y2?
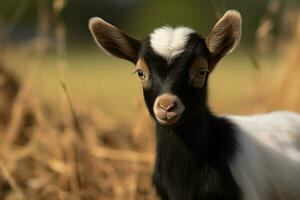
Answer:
0;0;299;199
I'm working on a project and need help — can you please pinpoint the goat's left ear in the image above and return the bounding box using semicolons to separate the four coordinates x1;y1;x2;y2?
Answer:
89;17;141;64
206;10;242;64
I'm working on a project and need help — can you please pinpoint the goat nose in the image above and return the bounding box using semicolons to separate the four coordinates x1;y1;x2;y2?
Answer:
158;99;177;112
153;93;185;125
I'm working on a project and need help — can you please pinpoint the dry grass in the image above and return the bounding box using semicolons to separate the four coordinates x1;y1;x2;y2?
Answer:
0;50;157;199
0;2;299;200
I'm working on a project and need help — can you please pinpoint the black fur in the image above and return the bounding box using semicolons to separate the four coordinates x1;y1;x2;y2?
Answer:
139;33;242;200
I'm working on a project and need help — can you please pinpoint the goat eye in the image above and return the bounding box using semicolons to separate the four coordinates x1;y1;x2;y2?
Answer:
190;68;209;88
137;69;147;80
197;69;208;77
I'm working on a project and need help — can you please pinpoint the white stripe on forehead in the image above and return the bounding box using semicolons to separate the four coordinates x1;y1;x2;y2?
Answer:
150;26;195;63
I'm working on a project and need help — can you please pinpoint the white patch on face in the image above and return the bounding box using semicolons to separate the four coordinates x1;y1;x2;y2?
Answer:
227;111;300;200
149;26;195;63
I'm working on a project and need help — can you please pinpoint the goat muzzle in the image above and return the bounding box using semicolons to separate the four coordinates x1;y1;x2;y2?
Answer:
153;93;185;126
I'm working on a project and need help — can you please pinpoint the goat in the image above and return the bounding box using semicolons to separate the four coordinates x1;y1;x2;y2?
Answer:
89;10;300;200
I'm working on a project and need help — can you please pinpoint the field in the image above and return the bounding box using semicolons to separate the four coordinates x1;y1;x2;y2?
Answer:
0;2;299;200
0;41;298;199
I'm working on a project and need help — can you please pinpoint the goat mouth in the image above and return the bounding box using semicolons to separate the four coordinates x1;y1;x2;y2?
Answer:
155;113;181;126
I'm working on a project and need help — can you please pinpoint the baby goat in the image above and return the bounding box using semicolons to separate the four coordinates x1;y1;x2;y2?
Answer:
89;10;300;200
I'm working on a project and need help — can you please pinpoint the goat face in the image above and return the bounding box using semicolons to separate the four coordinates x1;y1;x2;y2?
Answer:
89;10;242;126
137;32;210;126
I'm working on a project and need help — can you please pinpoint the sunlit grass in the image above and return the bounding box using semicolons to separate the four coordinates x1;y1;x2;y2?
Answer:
32;49;139;119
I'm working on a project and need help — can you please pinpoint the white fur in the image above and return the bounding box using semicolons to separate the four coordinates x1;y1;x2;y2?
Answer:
227;111;300;200
149;26;195;63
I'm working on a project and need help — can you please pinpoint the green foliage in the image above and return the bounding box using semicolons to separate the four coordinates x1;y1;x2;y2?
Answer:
0;0;281;45
127;0;216;37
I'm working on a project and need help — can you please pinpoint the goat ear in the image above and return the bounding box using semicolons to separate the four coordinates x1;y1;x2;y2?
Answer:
89;17;141;64
206;10;242;63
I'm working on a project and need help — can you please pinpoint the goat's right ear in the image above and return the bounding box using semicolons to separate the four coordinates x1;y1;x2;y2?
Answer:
206;10;242;65
89;17;141;64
